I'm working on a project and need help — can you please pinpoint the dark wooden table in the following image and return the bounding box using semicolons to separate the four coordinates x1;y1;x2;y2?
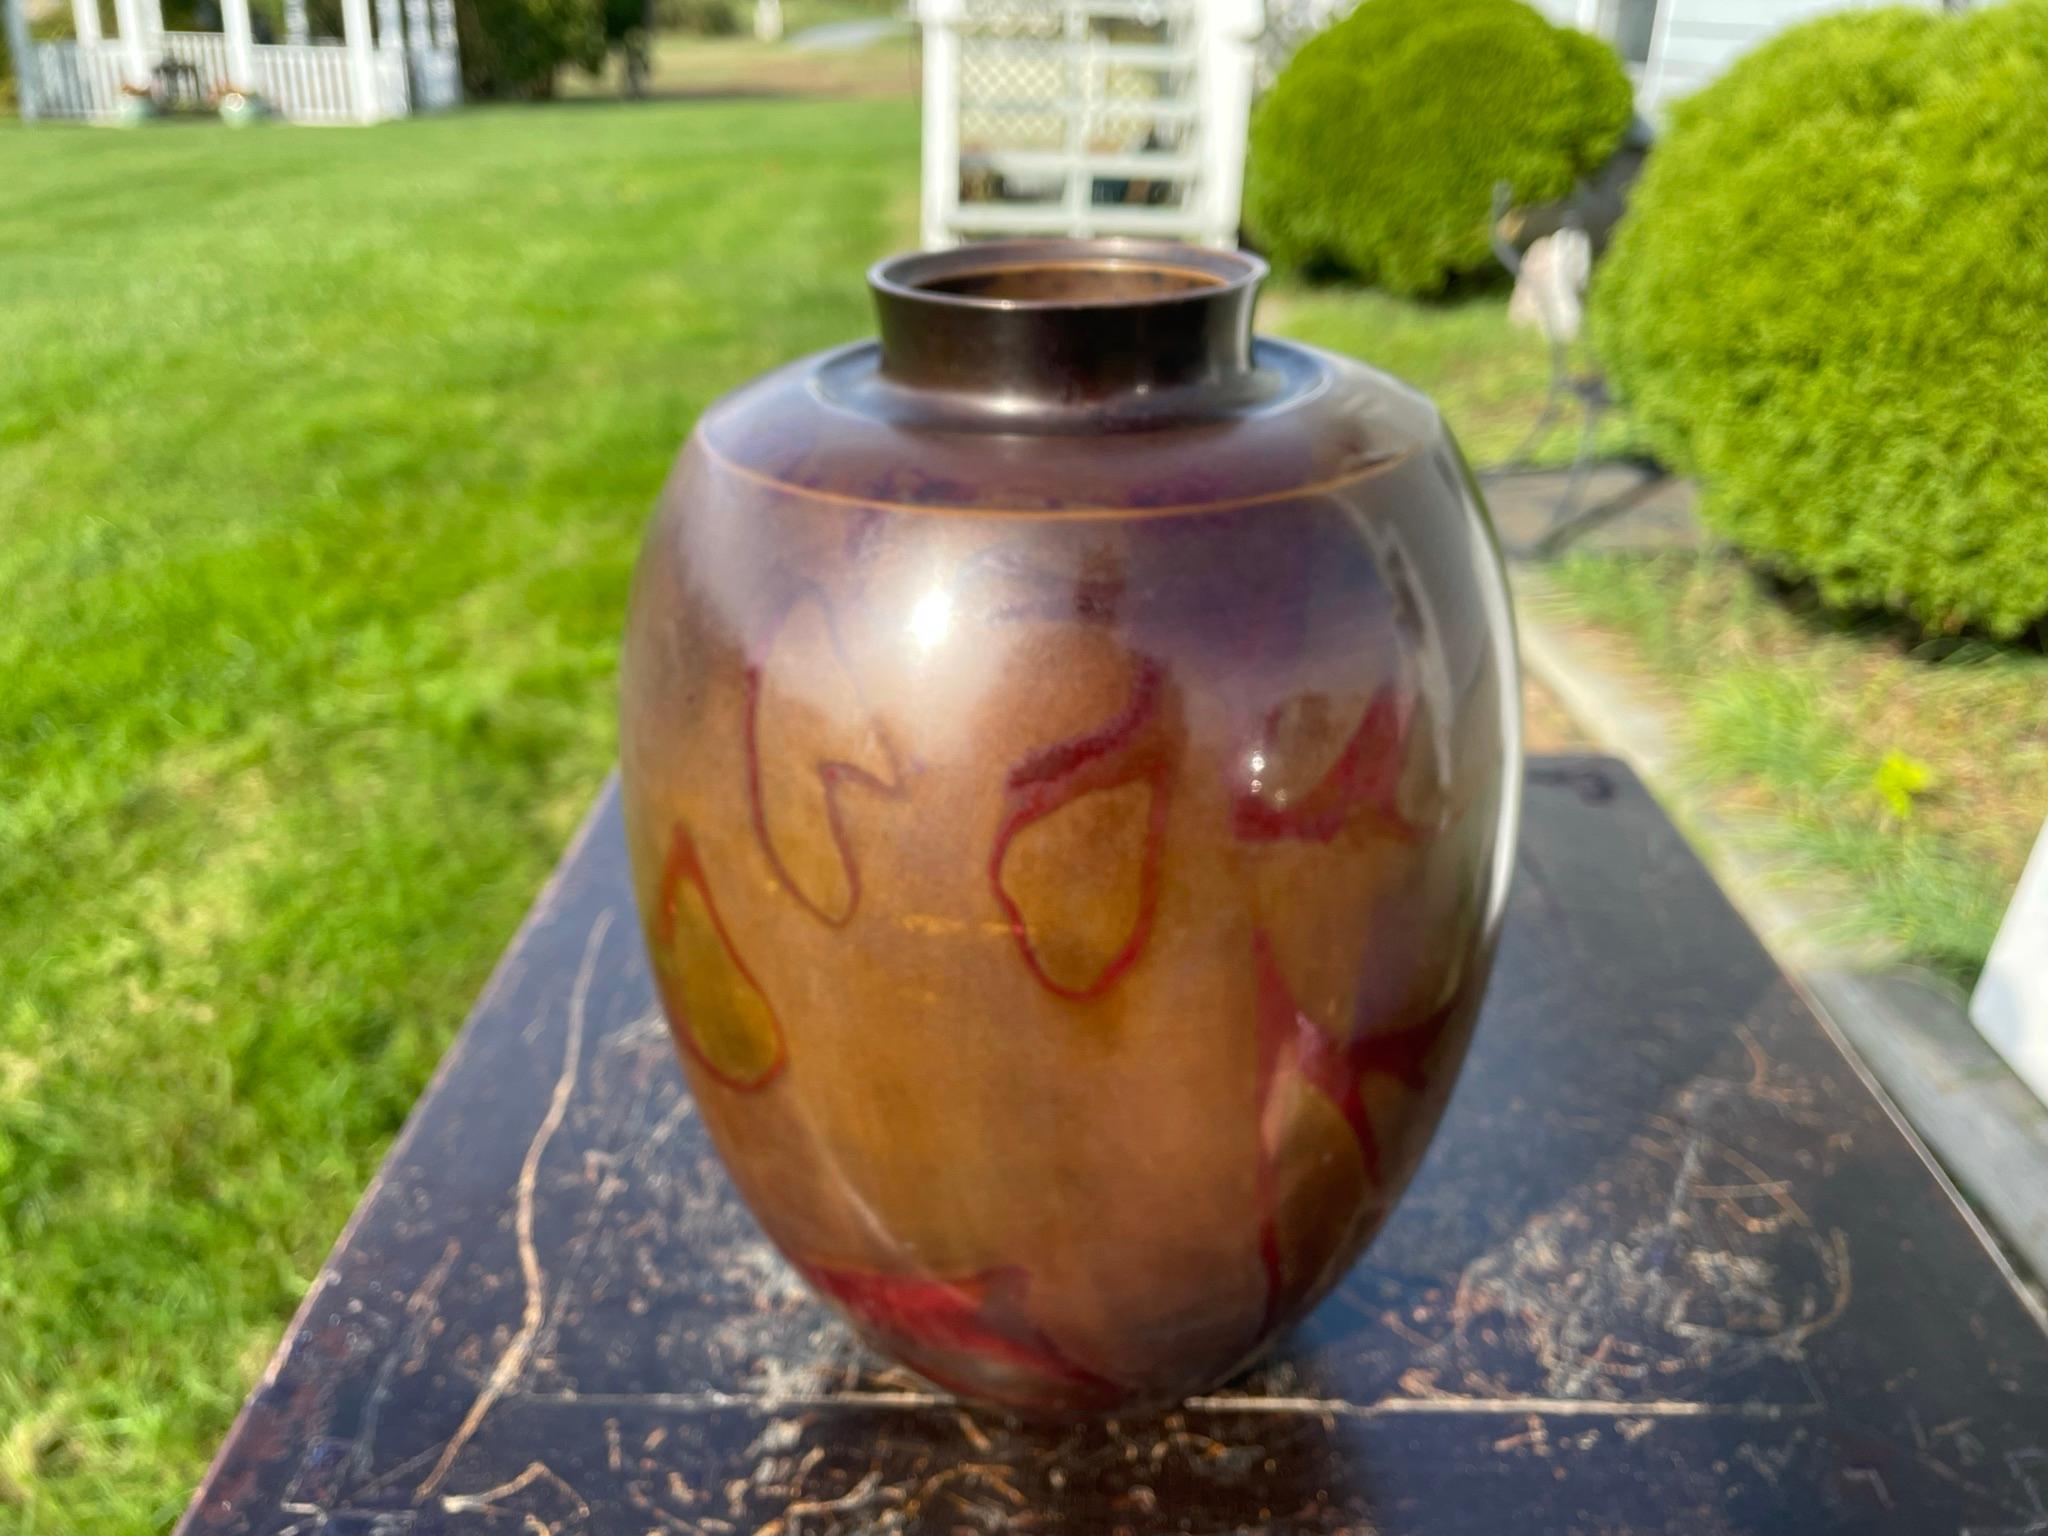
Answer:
180;757;2048;1536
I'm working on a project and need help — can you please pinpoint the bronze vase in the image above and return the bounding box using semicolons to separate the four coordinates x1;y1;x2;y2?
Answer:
620;240;1521;1413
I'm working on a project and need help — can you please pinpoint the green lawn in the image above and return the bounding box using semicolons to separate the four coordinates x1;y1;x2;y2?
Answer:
0;98;921;1535
0;98;1570;1534
1264;287;1627;470
557;31;920;100
1536;553;2048;981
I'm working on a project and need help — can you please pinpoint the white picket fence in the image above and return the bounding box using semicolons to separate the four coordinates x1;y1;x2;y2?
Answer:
917;0;1261;248
409;45;462;111
157;27;232;93
262;41;370;120
26;40;130;118
26;30;443;122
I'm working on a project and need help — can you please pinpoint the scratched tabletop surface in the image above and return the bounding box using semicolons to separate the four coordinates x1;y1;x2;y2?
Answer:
179;757;2048;1536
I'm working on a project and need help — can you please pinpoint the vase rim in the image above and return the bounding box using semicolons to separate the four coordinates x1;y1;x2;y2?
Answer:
868;238;1268;314
864;239;1270;409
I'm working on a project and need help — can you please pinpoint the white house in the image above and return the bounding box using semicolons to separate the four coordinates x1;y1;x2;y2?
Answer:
1530;0;1945;112
3;0;459;123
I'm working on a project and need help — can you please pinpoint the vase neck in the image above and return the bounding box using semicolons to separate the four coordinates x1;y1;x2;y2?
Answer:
867;241;1265;416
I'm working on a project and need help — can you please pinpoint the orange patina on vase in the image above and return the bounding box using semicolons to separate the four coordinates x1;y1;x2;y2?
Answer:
619;240;1522;1412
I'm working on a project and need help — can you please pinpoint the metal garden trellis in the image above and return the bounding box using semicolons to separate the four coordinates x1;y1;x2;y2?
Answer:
914;0;1264;249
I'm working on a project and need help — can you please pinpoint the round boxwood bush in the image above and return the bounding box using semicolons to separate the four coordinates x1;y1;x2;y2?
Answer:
1245;0;1633;296
1593;2;2048;638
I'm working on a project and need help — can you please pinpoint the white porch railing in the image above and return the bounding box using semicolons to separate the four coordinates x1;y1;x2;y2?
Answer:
26;40;130;119
158;27;233;94
260;40;370;119
25;34;435;122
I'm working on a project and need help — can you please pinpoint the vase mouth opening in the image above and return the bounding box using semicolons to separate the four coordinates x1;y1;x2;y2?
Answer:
871;239;1266;312
866;240;1267;411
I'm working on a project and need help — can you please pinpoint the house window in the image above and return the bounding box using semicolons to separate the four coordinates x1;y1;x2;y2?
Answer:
1596;0;1660;65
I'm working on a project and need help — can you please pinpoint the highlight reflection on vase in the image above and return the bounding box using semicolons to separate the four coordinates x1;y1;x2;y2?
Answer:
621;240;1521;1412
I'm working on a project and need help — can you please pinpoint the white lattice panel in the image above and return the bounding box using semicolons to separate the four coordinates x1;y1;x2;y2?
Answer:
919;0;1261;247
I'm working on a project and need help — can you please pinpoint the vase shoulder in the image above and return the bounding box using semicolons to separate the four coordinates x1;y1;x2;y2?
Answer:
692;334;1449;522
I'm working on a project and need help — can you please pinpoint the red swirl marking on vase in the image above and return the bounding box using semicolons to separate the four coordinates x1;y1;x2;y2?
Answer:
991;657;1173;1001
1251;929;1448;1323
655;822;786;1091
798;1261;1118;1407
1233;685;1419;844
744;592;905;928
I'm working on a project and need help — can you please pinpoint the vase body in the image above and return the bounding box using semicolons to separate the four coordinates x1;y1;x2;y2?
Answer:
620;241;1521;1413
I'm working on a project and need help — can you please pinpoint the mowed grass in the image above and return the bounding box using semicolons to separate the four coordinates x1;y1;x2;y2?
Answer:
556;32;920;100
0;98;918;1533
1537;553;2048;981
1264;284;1631;469
0;95;1574;1534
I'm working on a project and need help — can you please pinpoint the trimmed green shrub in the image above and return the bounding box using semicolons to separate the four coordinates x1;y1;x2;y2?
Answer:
1592;3;2048;638
1246;0;1633;296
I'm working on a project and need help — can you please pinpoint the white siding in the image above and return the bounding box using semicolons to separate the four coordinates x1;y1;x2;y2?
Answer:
1258;0;1946;118
1641;0;1940;111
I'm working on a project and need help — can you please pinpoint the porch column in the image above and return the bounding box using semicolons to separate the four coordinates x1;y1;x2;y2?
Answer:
221;0;256;87
401;0;432;106
374;0;405;112
283;0;307;45
110;0;151;86
71;0;102;45
2;0;40;119
917;0;963;249
1194;0;1261;248
136;0;163;59
341;0;377;118
374;0;401;63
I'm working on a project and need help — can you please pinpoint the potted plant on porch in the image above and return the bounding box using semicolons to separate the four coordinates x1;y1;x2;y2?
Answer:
214;85;270;124
115;80;157;123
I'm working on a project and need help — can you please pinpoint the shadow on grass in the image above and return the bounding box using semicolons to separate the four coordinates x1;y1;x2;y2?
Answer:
1250;247;1518;304
1740;559;2048;666
525;87;795;105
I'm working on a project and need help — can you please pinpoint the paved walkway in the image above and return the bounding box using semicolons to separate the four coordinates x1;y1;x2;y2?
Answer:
1484;461;1700;557
1522;674;1589;752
